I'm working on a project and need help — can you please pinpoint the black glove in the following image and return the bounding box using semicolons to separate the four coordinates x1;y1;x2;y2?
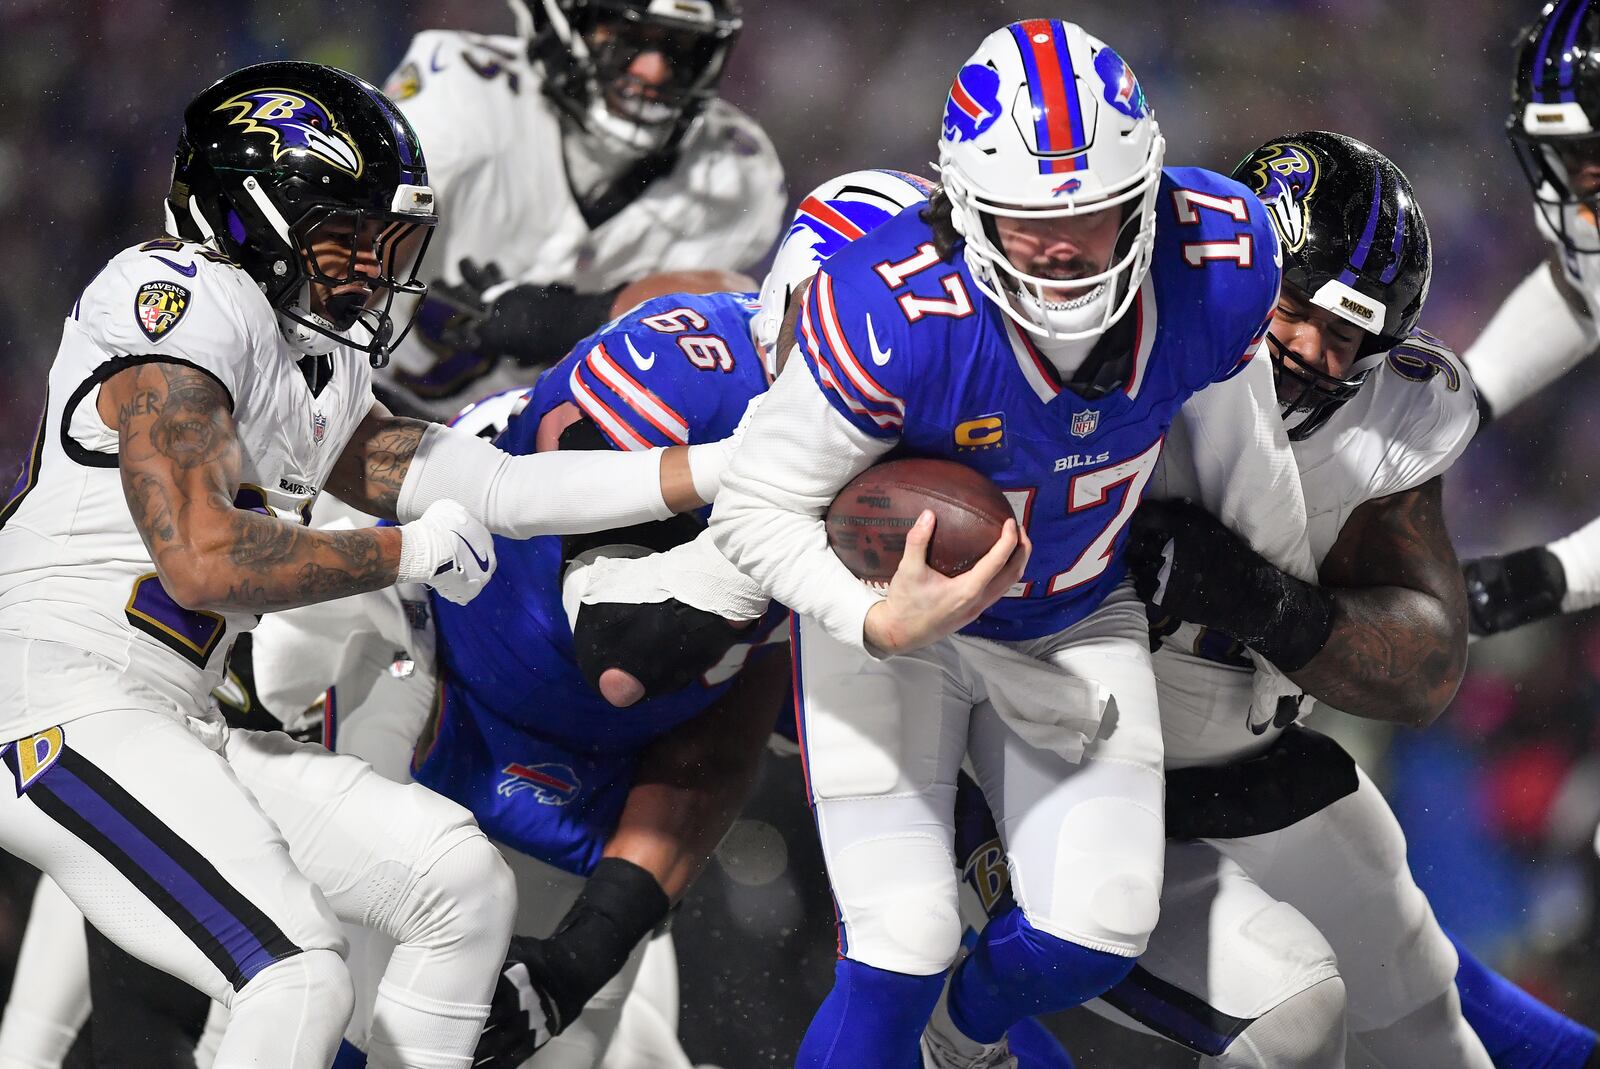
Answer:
475;859;669;1068
1125;499;1334;672
430;259;621;369
571;599;752;704
475;948;562;1069
1462;546;1567;636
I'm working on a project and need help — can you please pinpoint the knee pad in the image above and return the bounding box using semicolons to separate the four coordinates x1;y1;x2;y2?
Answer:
1039;795;1163;953
831;834;963;975
400;834;517;953
239;948;355;1028
1212;977;1347;1069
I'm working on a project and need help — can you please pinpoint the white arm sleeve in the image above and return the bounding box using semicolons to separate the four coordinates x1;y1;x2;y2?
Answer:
708;356;892;650
395;422;673;537
573;529;771;621
1176;352;1317;582
1463;262;1596;417
1549;514;1600;613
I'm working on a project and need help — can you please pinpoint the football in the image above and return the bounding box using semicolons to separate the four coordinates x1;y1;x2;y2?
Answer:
825;458;1013;583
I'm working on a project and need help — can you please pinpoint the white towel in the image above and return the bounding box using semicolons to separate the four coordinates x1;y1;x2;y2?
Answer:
949;634;1109;763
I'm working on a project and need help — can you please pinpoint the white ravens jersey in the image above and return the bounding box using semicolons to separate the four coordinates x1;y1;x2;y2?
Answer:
0;239;375;738
1149;332;1480;767
379;31;786;413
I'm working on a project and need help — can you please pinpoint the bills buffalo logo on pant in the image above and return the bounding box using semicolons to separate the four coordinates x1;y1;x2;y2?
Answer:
497;762;580;806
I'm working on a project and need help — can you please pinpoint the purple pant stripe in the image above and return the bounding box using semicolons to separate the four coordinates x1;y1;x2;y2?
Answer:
40;756;287;985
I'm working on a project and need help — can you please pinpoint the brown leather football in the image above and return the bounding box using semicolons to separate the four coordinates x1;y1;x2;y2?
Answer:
826;458;1013;582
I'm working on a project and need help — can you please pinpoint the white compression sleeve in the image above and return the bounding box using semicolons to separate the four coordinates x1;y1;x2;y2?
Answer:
573;529;772;622
396;422;673;537
1462;262;1596;418
709;358;891;650
1548;513;1600;613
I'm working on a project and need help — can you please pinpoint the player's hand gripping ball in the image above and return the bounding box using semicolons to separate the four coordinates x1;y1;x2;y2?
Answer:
826;458;1013;582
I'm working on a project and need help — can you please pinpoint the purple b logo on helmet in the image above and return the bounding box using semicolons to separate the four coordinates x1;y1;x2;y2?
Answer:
1092;46;1146;120
1246;143;1321;252
214;88;364;177
944;63;1003;144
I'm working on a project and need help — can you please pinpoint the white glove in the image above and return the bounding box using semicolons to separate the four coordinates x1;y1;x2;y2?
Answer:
396;500;496;605
684;393;766;503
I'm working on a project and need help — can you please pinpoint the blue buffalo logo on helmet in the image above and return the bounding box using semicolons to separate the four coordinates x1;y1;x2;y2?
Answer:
214;89;364;178
1091;46;1146;120
1246;143;1320;253
788;194;899;262
496;761;581;806
943;63;1003;143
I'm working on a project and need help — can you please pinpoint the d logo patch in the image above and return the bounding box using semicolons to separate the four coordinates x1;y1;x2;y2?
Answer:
135;281;191;342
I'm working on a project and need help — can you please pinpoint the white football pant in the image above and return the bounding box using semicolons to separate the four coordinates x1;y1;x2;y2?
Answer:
0;874;89;1069
795;581;1165;976
0;634;352;1069
1085;768;1490;1068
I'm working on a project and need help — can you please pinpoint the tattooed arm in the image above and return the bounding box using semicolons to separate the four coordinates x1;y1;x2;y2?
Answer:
325;401;426;520
101;362;402;614
327;396;731;541
1291;476;1469;727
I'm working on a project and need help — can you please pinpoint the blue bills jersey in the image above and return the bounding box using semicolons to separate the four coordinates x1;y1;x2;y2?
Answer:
800;167;1280;641
414;291;786;875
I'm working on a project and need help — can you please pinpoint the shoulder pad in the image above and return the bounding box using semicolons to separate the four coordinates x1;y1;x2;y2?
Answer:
562;292;764;448
1367;329;1479;494
70;241;273;405
1156;167;1283;386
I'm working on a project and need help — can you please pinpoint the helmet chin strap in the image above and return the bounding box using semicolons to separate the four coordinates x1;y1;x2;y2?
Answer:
277;281;346;357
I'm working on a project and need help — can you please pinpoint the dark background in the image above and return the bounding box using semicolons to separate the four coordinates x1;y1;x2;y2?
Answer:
2;1;1598;1065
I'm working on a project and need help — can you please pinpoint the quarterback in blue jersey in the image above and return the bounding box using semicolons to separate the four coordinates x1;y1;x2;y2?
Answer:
705;19;1316;1069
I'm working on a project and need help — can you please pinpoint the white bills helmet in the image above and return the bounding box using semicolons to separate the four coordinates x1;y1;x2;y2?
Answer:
937;20;1165;341
751;168;933;373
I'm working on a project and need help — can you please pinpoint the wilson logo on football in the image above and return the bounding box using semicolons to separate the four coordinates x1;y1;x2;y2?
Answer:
135;281;191;342
497;762;580;806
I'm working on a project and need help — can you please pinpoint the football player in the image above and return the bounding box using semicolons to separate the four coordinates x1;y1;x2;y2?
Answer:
701;20;1316;1068
374;0;785;417
1459;3;1600;637
955;133;1591;1069
465;169;937;1069
208;170;927;1069
0;61;750;1069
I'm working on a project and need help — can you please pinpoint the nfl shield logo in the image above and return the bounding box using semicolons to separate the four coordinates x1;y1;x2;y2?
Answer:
1071;409;1099;438
312;412;328;444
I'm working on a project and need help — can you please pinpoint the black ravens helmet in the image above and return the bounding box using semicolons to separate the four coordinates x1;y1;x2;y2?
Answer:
1234;131;1432;439
511;0;741;153
165;61;438;366
1509;0;1600;254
